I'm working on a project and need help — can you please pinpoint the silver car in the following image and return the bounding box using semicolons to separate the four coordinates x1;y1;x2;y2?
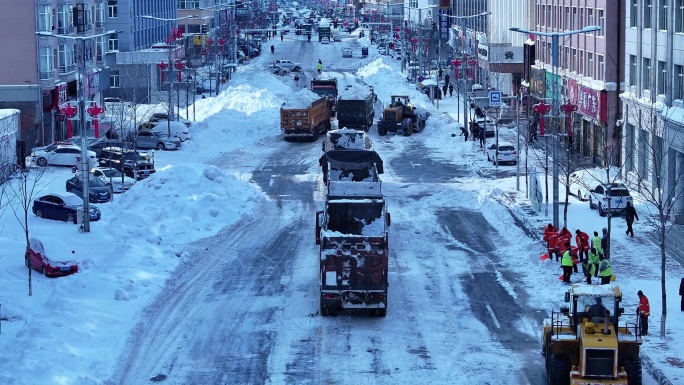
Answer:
129;131;180;150
273;59;302;72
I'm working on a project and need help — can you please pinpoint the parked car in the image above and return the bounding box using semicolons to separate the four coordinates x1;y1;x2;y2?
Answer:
128;130;180;150
568;167;622;201
273;59;302;72
91;167;135;193
88;138;127;157
98;147;156;181
486;141;518;165
148;112;192;127
25;237;79;277
334;34;342;42
138;120;189;142
475;117;496;138
31;144;97;167
321;36;330;44
32;193;101;223
66;176;112;203
589;182;633;217
263;64;290;76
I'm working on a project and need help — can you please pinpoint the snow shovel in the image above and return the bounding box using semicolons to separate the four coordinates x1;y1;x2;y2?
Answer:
540;253;549;261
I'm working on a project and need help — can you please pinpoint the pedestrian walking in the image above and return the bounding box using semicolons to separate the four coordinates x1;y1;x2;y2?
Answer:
561;242;574;283
442;84;448;99
592;231;603;255
316;60;322;75
438;68;443;80
601;228;610;259
449;83;454;97
582;254;597;284
280;33;284;41
459;124;469;141
680;278;684;312
270;44;275;54
444;74;450;86
625;201;639;237
575;229;589;262
294;74;300;87
588;247;600;279
637;290;650;335
598;254;613;284
470;122;478;142
479;125;486;148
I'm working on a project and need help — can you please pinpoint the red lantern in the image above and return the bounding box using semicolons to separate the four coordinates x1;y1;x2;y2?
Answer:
174;61;185;82
157;61;169;82
59;103;78;139
533;102;552;136
86;103;106;138
560;101;578;136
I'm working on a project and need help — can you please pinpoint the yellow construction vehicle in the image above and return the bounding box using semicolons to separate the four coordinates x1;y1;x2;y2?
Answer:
542;284;643;385
377;95;428;136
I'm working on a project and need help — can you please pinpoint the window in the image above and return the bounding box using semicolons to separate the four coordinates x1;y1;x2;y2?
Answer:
598;9;605;36
108;34;119;51
571;48;577;72
57;5;72;34
108;0;118;18
657;60;667;95
644;0;652;29
579;50;584;75
564;47;570;69
579;8;584;30
96;36;104;62
677;0;684;32
110;70;120;88
548;5;553;29
659;0;668;30
572;7;578;30
675;65;684;100
597;55;605;81
643;57;652;90
565;7;571;30
178;0;200;9
588;8;594;28
38;5;51;32
39;47;54;77
587;52;594;78
409;0;417;9
630;0;638;27
629;55;637;86
95;2;105;27
539;5;544;26
58;44;74;73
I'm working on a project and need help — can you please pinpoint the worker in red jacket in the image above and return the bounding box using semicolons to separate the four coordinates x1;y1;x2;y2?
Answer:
547;232;559;261
558;226;572;239
637;290;650;336
543;223;557;244
575;229;590;262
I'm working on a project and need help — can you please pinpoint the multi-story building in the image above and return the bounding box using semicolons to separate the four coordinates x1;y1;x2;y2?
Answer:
529;0;624;167
0;0;108;147
622;0;684;223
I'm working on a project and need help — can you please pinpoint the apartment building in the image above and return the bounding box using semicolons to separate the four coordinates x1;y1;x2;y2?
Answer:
529;1;624;167
0;0;108;147
622;0;684;223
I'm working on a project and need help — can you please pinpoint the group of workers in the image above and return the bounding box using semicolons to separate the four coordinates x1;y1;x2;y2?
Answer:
543;224;613;285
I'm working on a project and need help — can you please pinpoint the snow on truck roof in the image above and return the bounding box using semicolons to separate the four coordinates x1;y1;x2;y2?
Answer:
281;88;322;109
339;85;372;100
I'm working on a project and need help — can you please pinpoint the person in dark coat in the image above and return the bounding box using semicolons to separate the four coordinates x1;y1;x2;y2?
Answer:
449;83;454;97
625;201;639;237
680;277;684;312
442;84;448;99
479;125;486;148
444;74;450;86
438;68;443;80
601;228;610;259
459;124;468;141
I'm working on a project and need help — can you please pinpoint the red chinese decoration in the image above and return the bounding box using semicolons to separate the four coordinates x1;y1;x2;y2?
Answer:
158;61;169;82
60;103;78;139
560;101;578;137
452;59;462;79
174;61;185;82
175;25;184;39
86;103;106;138
533;102;552;136
218;38;226;53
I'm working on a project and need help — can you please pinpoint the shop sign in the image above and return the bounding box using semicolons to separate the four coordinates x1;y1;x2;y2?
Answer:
567;79;578;105
545;72;562;99
57;83;68;104
578;85;600;119
530;66;546;99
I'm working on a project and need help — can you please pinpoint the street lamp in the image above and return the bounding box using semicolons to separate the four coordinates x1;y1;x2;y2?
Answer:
509;25;601;229
141;15;197;137
36;30;119;233
444;12;491;139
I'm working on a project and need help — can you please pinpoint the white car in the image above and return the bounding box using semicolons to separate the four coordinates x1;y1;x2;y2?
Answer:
486;141;518;165
475;117;496;137
31;144;96;167
589;183;633;217
148;112;192;127
321;37;330;44
138;120;190;142
91;167;135;193
568;167;621;201
273;59;301;72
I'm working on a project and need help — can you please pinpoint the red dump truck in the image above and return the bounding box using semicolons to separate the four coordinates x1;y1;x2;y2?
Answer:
280;96;331;141
316;146;389;317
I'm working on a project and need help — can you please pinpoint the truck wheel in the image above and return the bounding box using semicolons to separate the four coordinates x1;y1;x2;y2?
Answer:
548;355;570;385
623;356;642;385
321;305;330;317
378;127;387;136
329;307;339;316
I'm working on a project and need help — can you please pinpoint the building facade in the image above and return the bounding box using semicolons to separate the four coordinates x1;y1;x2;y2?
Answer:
621;0;684;223
0;0;108;147
529;0;624;167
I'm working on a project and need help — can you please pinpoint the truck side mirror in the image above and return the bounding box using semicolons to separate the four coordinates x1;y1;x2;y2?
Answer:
564;291;570;302
321;142;326;151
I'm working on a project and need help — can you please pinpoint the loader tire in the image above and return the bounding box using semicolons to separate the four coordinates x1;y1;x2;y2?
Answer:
623;356;642;385
548;354;570;385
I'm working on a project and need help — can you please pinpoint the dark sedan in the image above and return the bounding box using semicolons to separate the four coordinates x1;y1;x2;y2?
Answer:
66;176;112;203
32;193;101;223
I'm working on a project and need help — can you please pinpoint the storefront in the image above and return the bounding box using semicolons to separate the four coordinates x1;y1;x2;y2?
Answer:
567;79;608;165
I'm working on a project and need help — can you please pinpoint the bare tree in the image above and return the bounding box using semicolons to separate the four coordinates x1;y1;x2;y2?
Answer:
621;95;684;338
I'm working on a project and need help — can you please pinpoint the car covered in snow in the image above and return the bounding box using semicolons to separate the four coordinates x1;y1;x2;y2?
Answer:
25;237;79;277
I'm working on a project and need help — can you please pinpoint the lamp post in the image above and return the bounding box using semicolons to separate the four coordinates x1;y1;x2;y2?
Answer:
36;30;118;233
445;12;491;139
510;25;601;228
142;15;197;137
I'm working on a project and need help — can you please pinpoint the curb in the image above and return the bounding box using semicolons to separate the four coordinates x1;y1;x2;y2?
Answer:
497;191;675;385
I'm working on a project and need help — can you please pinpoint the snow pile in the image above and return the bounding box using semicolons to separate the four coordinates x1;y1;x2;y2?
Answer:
339;85;372;100
326;128;371;150
281;88;322;109
103;163;264;243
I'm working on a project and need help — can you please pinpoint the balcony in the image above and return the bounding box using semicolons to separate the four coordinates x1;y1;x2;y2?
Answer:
58;63;77;75
57;25;74;35
39;69;56;80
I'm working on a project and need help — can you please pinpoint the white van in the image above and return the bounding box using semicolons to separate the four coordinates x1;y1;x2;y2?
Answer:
138;120;190;142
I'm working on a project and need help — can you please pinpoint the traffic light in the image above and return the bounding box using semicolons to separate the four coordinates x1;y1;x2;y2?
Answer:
201;25;208;34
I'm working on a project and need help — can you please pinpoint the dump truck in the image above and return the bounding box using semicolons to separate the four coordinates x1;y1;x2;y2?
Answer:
310;78;338;117
316;149;388;317
280;96;331;141
542;284;643;385
318;19;332;41
377;95;429;136
337;86;375;132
